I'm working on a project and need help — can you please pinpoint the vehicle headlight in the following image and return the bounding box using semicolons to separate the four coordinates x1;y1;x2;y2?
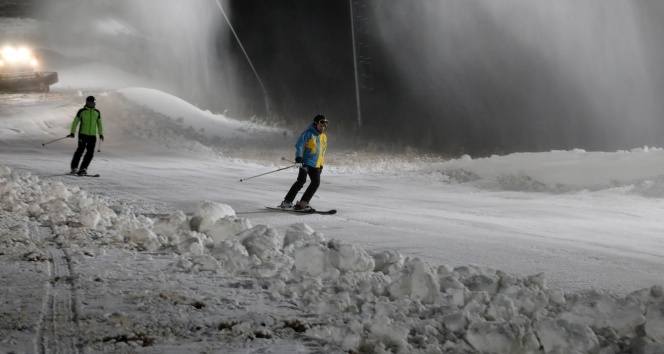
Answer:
1;46;16;61
1;46;33;63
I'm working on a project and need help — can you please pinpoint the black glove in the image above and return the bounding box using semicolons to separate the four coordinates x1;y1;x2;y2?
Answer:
68;133;75;138
320;165;323;174
99;135;104;141
295;156;303;163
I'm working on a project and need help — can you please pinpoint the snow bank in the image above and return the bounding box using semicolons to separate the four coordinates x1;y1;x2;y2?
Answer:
2;165;664;353
117;88;281;140
430;148;664;195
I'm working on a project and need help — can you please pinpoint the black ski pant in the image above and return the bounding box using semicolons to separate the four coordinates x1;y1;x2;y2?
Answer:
70;134;97;170
284;165;321;204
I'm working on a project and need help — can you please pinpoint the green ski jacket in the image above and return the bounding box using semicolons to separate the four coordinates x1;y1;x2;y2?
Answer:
71;106;103;136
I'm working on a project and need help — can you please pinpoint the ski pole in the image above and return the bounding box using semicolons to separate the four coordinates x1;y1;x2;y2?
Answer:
41;136;69;146
239;165;296;182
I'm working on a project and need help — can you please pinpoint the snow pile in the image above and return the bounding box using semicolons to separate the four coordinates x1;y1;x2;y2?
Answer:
430;148;664;194
117;88;282;141
2;165;664;353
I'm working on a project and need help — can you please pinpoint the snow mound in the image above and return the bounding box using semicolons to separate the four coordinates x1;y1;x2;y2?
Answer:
2;165;664;353
117;87;281;140
429;148;664;195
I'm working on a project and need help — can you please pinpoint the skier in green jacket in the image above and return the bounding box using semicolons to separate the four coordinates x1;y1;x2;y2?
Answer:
68;96;104;175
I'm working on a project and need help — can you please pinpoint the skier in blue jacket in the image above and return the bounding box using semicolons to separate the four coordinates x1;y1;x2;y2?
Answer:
280;114;329;211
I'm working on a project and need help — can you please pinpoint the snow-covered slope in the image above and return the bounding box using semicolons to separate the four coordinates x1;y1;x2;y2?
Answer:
2;88;664;353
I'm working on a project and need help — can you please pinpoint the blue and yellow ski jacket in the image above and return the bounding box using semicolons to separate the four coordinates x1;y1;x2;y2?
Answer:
71;106;103;137
295;124;327;168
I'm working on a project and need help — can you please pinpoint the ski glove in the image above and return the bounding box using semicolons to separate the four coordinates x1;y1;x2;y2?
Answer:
99;135;104;141
295;156;303;163
68;133;75;138
320;165;323;174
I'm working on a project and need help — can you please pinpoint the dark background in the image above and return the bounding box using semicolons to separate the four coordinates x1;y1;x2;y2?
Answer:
0;0;36;17
226;1;362;144
226;1;664;157
226;1;465;153
5;1;664;157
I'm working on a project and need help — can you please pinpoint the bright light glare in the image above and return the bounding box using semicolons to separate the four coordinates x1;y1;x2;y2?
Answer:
0;46;34;63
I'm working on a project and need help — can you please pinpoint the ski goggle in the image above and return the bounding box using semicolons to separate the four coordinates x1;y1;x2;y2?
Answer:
317;120;329;126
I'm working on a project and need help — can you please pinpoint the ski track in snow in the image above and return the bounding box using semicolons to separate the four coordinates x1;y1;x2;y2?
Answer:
40;243;83;354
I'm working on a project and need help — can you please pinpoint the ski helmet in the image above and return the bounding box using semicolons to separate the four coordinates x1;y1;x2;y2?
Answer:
86;96;96;103
313;114;328;125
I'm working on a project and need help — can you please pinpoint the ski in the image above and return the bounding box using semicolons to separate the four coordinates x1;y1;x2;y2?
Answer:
266;206;337;215
312;209;337;215
65;173;100;177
